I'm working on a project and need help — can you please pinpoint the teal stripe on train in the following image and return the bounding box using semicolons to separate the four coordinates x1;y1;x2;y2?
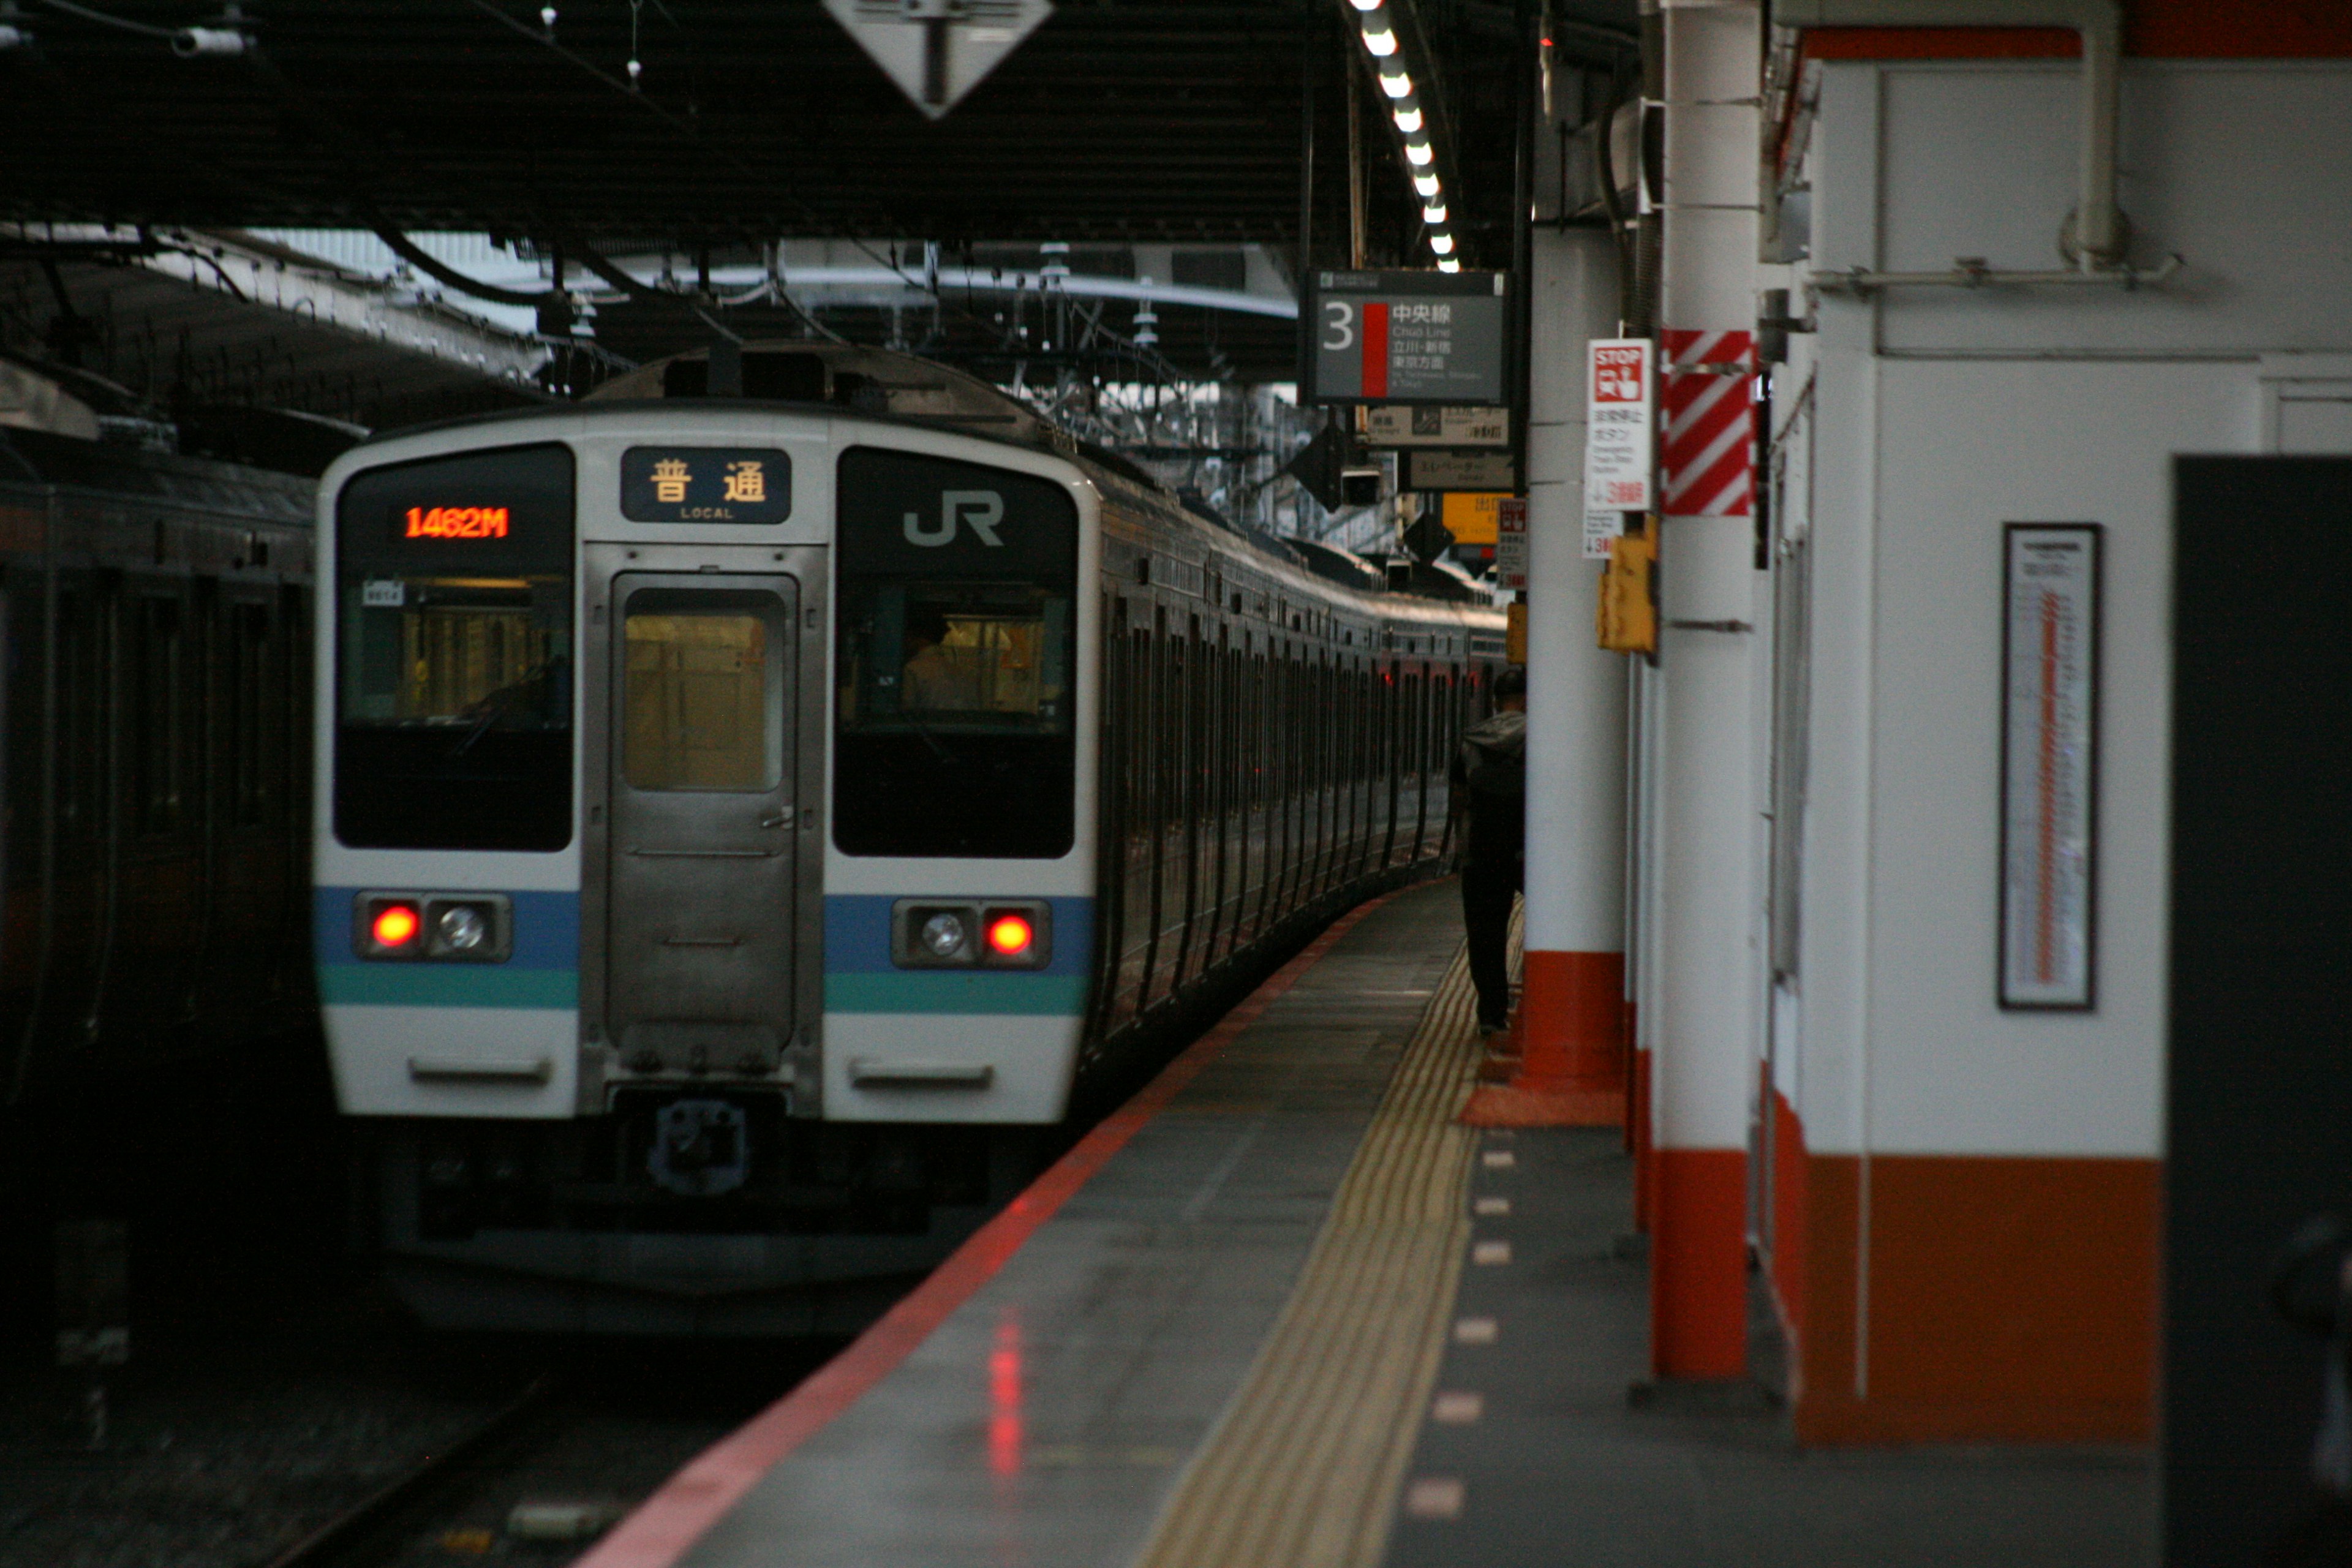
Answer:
318;965;580;1009
825;971;1088;1016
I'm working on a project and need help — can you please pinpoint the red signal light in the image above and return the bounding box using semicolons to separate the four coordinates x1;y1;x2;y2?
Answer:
986;914;1034;958
373;903;421;949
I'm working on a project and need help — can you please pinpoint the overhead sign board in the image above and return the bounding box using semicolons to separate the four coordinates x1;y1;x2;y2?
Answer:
1495;497;1528;590
1408;450;1517;493
1306;270;1510;407
1365;405;1511;448
823;0;1053;120
1584;337;1654;512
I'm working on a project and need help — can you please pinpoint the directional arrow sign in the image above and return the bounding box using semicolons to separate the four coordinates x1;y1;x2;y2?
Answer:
824;0;1054;120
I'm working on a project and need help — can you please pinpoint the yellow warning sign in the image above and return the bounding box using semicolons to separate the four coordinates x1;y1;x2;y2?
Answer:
1441;491;1510;546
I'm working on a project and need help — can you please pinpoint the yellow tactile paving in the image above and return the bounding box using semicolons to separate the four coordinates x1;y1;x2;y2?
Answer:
1129;906;1519;1568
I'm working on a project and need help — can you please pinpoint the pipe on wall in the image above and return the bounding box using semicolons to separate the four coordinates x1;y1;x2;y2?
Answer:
1775;0;2142;278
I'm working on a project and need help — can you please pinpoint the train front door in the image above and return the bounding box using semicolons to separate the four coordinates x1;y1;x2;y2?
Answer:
603;571;801;1076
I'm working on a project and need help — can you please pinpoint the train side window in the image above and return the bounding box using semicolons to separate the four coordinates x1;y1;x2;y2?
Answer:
833;448;1077;859
130;593;186;837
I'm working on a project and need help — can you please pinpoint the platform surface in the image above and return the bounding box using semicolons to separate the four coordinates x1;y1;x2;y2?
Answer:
619;878;2155;1568
1383;1125;2157;1568
676;878;1469;1568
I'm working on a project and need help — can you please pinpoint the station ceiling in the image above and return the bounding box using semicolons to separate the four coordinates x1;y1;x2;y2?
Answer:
2;0;1635;273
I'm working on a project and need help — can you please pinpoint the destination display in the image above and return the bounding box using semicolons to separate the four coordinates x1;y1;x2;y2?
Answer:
620;446;793;523
1306;270;1510;407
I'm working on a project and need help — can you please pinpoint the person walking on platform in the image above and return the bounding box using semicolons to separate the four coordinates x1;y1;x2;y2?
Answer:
1450;666;1527;1045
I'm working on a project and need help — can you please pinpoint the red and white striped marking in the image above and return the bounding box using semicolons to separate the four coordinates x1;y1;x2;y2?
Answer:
1660;328;1755;518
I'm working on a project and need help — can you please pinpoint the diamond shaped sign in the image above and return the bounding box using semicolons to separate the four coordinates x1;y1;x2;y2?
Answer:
824;0;1054;121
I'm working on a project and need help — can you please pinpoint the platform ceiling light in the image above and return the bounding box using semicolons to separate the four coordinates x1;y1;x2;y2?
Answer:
1350;1;1455;270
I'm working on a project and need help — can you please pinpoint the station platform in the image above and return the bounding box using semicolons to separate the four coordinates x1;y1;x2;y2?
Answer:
580;878;2152;1568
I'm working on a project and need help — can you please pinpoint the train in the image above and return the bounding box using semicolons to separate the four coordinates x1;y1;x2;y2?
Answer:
312;342;1511;1332
0;394;325;1345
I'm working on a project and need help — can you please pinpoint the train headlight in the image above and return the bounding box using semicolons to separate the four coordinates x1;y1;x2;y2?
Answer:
354;892;513;962
921;912;968;959
893;900;1052;969
437;905;488;952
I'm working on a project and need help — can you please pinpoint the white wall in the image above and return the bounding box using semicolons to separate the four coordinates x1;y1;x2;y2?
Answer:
1792;59;2352;1161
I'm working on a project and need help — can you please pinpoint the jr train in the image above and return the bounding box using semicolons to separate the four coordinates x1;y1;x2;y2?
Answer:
315;344;1508;1332
0;407;320;1344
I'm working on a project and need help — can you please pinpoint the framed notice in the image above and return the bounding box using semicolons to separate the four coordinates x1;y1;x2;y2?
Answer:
1999;524;2101;1010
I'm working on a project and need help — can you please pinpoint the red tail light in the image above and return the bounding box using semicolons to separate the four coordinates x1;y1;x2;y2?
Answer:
372;903;421;949
986;914;1034;958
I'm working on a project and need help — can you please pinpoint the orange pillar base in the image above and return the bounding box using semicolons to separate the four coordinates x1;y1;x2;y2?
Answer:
1461;949;1626;1127
1650;1146;1747;1379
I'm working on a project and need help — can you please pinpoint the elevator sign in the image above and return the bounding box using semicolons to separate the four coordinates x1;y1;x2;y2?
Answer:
1306;270;1510;407
1584;338;1654;513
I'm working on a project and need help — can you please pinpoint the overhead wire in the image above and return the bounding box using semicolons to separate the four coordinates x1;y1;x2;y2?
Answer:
32;0;176;38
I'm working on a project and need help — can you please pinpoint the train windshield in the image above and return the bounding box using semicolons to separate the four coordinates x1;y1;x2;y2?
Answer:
333;443;576;851
834;448;1077;858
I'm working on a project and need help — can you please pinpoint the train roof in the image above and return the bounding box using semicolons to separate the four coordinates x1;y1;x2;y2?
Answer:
352;344;1501;620
0;423;315;526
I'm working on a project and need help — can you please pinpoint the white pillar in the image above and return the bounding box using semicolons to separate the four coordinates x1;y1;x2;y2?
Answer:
1650;0;1763;1381
1517;226;1629;1102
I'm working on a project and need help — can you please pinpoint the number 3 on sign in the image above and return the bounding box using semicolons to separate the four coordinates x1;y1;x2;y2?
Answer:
1322;301;1355;350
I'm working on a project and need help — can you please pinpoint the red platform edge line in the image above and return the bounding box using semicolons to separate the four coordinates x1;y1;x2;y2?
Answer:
572;892;1400;1568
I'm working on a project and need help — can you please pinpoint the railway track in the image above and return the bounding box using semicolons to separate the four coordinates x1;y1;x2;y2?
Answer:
260;1376;564;1568
249;1337;842;1568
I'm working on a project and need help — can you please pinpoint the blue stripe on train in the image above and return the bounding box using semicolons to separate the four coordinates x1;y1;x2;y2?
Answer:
315;886;579;1009
314;886;581;969
824;894;1092;1014
821;894;1092;975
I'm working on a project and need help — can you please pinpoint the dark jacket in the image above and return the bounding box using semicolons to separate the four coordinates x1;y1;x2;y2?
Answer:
1450;709;1526;867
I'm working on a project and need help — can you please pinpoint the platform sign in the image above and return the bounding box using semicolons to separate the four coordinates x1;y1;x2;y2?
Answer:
1306;270;1510;407
1441;492;1506;546
1365;405;1511;448
1584;337;1654;512
1999;524;2100;1011
1494;497;1528;590
823;0;1053;120
1582;508;1623;560
1408;450;1516;492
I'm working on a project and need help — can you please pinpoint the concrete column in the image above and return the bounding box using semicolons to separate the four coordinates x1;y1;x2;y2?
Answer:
1516;226;1627;1112
1650;0;1763;1382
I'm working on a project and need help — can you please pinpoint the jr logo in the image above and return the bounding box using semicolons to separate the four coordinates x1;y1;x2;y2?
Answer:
903;490;1005;548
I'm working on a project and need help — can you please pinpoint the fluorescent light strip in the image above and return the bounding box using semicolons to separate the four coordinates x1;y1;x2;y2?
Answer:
1349;2;1455;266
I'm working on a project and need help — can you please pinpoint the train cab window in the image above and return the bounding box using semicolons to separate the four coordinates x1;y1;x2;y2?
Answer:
834;448;1078;858
333;443;575;851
